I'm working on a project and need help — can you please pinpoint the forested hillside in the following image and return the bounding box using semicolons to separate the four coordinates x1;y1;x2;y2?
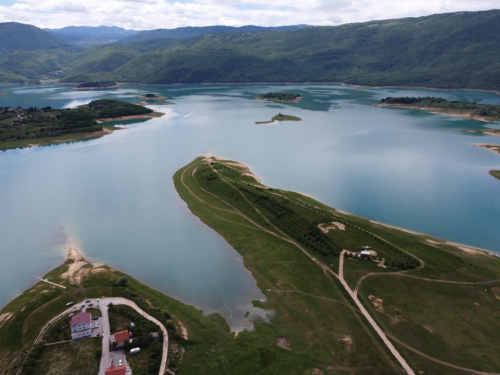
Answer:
119;25;310;43
2;10;500;90
0;22;72;55
45;26;139;48
62;10;500;90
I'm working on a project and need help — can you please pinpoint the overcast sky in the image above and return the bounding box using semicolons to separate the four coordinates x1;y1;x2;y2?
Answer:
0;0;498;30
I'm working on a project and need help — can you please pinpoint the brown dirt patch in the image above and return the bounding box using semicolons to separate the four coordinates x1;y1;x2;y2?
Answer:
476;143;500;155
492;287;500;300
389;315;403;325
90;267;107;274
368;295;384;313
67;248;84;262
340;335;353;352
318;222;345;233
0;312;13;329
61;261;86;284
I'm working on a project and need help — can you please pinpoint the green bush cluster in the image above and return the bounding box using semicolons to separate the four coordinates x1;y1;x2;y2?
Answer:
21;344;45;375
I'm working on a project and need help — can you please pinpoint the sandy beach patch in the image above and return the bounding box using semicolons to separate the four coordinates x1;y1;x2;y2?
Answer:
475;143;500;155
482;131;500;137
0;312;13;329
67;248;84;262
376;103;491;122
204;156;263;183
447;243;487;256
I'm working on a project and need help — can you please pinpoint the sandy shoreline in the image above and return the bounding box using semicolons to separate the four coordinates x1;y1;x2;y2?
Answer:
96;113;162;123
52;126;115;144
3;81;500;95
343;82;500;95
475;143;500;155
220;158;497;257
72;84;121;90
204;155;263;183
375;103;492;122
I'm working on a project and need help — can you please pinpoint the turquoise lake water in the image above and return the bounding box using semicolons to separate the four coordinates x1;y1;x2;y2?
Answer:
0;83;499;330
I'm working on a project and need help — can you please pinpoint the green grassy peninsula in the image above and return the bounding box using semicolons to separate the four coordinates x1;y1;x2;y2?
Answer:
2;158;500;374
173;156;500;374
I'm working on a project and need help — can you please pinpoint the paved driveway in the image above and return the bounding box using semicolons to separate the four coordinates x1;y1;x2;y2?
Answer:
97;297;169;375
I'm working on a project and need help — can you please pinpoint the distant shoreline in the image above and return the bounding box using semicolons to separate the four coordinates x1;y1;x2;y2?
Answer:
72;84;121;90
7;81;497;95
375;103;494;122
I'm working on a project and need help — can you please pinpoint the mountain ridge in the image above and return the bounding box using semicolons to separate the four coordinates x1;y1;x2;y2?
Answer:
2;10;500;90
0;22;73;55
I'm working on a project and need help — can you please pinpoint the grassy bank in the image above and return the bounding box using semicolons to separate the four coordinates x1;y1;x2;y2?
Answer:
173;156;500;374
32;339;102;375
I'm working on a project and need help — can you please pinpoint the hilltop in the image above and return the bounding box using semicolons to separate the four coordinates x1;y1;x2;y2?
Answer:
119;24;311;43
0;22;72;55
44;26;139;49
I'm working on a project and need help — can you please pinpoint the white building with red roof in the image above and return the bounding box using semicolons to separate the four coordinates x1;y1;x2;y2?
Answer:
110;330;130;344
70;312;92;339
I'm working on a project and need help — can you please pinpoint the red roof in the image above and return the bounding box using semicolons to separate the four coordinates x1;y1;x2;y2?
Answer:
113;330;130;343
105;365;126;375
70;312;91;327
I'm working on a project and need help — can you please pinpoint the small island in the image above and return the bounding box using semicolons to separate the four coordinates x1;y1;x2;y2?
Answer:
0;99;163;150
475;144;500;181
255;113;302;124
138;93;167;100
255;92;301;103
377;96;500;122
74;81;119;90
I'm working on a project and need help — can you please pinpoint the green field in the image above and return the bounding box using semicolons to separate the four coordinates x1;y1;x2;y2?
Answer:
172;156;500;374
31;339;102;375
